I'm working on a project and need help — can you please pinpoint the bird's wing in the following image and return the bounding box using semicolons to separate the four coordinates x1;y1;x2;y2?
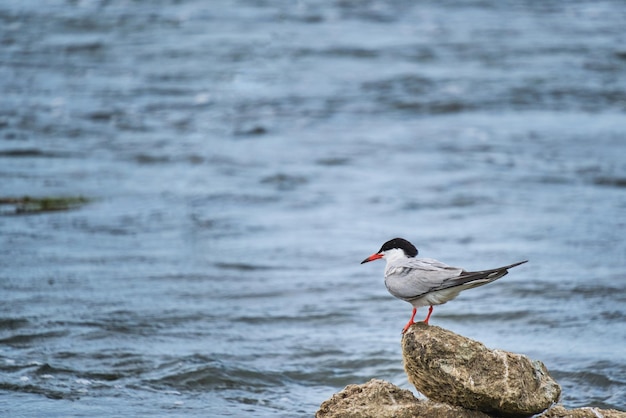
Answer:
441;260;528;290
385;259;528;301
384;258;464;301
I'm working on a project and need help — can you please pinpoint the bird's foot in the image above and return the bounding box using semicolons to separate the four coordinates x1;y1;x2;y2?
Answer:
401;320;415;334
402;307;418;334
423;306;434;324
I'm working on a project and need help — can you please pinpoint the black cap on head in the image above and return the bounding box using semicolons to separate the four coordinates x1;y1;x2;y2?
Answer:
378;238;418;258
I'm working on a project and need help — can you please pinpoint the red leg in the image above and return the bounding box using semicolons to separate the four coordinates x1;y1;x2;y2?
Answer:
402;307;417;334
423;306;434;324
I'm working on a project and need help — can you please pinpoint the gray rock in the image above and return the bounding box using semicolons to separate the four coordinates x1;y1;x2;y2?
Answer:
315;378;491;418
540;405;626;418
402;322;561;416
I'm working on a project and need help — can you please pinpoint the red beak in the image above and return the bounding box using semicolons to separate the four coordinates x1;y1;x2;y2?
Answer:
361;253;383;264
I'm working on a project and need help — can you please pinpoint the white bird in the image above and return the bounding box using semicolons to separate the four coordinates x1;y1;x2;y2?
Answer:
361;238;527;334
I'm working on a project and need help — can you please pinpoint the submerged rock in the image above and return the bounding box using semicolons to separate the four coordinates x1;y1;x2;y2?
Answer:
0;195;90;215
314;380;626;418
315;379;490;418
540;405;626;418
402;322;561;417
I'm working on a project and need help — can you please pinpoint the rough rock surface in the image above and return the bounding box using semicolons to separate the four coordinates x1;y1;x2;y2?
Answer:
315;379;491;418
402;322;561;416
315;380;626;418
540;405;626;418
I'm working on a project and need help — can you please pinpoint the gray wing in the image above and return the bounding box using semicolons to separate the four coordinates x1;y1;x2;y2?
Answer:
384;259;527;302
445;260;528;291
384;258;464;301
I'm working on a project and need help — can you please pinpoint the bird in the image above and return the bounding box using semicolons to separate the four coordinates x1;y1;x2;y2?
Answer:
361;237;527;334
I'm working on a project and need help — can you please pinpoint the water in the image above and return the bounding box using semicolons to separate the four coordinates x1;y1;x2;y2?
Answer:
1;0;625;416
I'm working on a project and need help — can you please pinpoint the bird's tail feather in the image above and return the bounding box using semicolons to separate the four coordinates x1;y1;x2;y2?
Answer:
443;260;528;290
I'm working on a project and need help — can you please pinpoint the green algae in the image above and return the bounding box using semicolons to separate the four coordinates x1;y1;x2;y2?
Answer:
0;196;90;215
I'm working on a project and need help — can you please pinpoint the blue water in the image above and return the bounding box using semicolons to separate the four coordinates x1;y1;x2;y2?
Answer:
1;1;625;416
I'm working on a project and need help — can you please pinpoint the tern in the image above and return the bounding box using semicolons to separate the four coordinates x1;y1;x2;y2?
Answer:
361;238;527;334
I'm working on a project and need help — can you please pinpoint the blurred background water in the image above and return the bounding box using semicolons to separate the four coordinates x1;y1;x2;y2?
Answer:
1;0;625;416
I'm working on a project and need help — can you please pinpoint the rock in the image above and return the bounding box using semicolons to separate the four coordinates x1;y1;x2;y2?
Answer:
402;322;561;416
539;405;626;418
315;379;491;418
